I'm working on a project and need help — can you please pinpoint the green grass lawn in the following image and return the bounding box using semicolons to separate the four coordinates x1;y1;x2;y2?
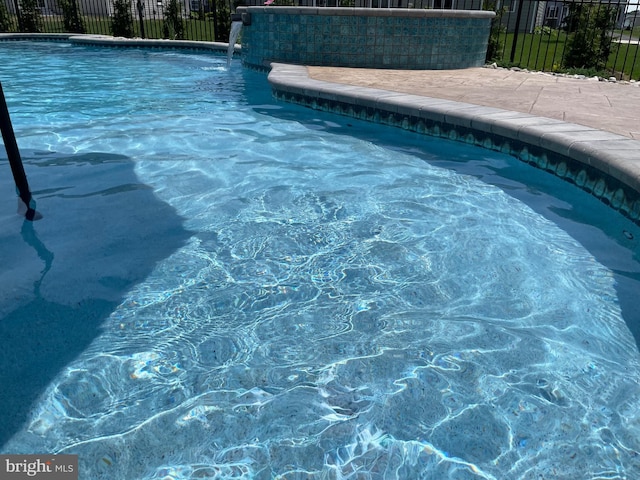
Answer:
496;31;640;80
609;43;640;80
615;25;640;39
74;17;217;42
2;15;218;42
500;31;570;72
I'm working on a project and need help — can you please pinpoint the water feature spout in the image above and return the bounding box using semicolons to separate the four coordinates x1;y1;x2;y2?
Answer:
227;15;243;68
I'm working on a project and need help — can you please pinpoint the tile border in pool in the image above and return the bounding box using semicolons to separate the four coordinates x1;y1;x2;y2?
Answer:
0;33;239;55
268;62;640;224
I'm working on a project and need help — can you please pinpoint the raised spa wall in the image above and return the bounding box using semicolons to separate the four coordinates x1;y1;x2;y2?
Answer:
236;7;494;70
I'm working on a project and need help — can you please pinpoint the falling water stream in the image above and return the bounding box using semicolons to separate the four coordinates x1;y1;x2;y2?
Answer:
227;21;243;67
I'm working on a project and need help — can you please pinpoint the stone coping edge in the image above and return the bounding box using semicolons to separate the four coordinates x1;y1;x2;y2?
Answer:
268;62;640;222
239;6;495;18
0;33;236;53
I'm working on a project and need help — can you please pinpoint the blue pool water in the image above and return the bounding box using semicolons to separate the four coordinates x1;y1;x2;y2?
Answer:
1;42;640;479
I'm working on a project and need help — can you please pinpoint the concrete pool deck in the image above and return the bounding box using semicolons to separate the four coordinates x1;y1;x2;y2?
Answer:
306;66;640;141
268;63;640;222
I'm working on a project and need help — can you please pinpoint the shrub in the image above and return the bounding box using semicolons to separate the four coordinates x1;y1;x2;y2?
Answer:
212;0;231;42
212;0;243;42
0;1;13;32
58;0;86;33
19;0;42;33
162;0;184;40
534;25;553;36
563;3;617;70
485;0;506;62
111;0;134;37
191;0;205;21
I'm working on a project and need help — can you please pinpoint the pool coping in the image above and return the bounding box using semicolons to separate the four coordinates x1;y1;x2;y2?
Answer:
268;62;640;222
240;6;495;18
0;33;240;53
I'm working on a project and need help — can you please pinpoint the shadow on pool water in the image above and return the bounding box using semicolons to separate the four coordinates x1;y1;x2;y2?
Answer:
0;150;191;448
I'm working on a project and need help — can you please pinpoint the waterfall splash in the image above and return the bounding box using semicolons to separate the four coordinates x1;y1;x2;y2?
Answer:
227;21;243;67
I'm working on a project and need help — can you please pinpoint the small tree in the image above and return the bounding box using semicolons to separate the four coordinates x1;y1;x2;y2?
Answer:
59;0;86;33
0;1;13;32
563;3;617;71
162;0;184;40
484;0;506;63
193;0;205;21
111;0;134;37
20;0;42;33
214;0;230;42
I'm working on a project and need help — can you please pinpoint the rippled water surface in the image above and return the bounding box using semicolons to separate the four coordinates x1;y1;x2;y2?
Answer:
1;42;640;479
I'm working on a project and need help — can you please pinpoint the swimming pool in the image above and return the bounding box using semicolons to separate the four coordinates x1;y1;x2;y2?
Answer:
1;41;640;479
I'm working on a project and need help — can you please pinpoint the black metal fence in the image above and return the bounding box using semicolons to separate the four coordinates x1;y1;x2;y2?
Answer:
0;0;236;41
1;0;639;79
489;0;640;80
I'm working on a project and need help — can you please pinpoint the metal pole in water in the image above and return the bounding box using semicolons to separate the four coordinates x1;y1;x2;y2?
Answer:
0;82;38;221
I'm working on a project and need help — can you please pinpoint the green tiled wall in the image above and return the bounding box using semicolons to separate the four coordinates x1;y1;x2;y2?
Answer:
238;7;494;70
